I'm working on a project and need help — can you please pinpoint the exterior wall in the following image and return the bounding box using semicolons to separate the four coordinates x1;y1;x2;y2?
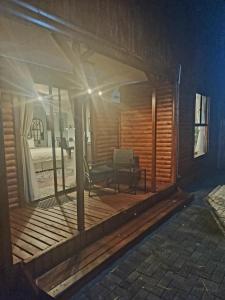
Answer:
156;82;174;184
1;92;19;207
166;0;225;178
91;99;120;162
119;82;174;187
120;84;152;185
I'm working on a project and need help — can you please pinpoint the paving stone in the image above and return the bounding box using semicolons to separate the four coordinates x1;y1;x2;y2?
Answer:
161;287;177;300
191;285;205;299
145;285;165;297
202;292;216;300
127;271;140;283
211;266;225;284
214;287;225;299
113;286;129;299
99;276;117;292
127;277;145;296
145;293;161;300
132;287;149;300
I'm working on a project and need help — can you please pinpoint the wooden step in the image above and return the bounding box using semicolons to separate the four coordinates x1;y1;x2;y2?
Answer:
36;191;192;299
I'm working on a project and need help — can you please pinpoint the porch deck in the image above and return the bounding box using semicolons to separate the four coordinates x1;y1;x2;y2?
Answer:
10;190;153;264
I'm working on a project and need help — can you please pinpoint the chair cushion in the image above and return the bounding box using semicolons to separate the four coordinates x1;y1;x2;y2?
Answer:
91;165;113;175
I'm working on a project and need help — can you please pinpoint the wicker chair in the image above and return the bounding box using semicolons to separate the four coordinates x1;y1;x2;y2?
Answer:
83;156;115;196
113;149;141;193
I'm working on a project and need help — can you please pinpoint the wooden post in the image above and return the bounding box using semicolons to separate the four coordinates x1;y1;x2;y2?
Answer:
89;100;95;162
51;34;85;231
58;88;66;191
151;89;157;192
49;87;58;195
172;82;178;183
83;101;88;158
73;95;85;231
0;101;13;273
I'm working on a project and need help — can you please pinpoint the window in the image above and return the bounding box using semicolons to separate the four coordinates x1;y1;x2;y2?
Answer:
194;93;209;158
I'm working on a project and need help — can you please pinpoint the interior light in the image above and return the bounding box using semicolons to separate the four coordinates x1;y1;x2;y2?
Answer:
87;88;92;94
98;91;103;96
37;96;43;101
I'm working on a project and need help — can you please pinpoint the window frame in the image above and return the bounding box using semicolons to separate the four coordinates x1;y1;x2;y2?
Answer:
193;93;210;159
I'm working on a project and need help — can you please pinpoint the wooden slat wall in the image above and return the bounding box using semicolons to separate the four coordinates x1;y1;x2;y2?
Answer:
120;84;152;184
120;82;174;186
156;82;174;184
1;93;19;207
91;82;175;186
92;99;120;162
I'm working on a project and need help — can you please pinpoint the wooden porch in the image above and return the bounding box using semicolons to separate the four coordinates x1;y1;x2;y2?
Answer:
9;184;174;277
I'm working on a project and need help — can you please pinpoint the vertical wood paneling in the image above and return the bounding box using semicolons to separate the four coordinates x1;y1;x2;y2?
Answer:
92;99;120;162
1;93;19;207
120;84;152;185
120;82;174;187
156;82;174;184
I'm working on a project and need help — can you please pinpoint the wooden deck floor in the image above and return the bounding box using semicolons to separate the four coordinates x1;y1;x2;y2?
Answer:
37;190;191;299
10;190;155;264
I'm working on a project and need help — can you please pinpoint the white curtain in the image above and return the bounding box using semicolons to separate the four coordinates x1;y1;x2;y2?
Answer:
195;127;206;156
20;99;38;202
68;97;77;184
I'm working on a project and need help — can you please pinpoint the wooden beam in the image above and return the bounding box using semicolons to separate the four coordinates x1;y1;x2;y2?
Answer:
0;100;13;273
73;96;85;231
151;89;157;192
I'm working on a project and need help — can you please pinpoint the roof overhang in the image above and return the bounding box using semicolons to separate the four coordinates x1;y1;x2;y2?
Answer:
0;11;148;96
0;0;150;73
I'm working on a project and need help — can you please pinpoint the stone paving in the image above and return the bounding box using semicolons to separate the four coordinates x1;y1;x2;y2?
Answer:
71;173;225;300
208;185;225;231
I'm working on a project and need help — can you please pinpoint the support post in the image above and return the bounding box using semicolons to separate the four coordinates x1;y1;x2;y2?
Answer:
172;82;178;183
0;101;13;274
83;101;88;158
151;89;157;192
58;88;66;191
73;95;85;231
49;87;58;195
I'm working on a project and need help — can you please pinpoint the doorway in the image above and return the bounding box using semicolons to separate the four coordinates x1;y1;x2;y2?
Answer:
28;84;76;200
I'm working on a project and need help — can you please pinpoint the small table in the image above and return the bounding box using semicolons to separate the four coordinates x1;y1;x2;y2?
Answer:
116;167;147;194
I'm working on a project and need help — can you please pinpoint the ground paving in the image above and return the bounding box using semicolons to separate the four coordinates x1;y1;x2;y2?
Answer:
71;171;225;300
